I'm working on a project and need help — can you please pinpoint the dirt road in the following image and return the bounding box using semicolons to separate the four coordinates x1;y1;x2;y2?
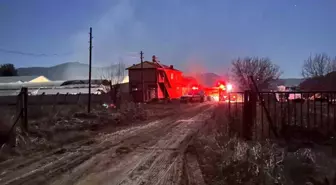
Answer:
0;103;214;185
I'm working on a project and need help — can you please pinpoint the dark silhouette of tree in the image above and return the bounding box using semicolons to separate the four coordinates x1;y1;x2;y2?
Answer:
331;56;336;72
0;63;18;76
231;57;281;90
99;60;126;109
302;53;335;78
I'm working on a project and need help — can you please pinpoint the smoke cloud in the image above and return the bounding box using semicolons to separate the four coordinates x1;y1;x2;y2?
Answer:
69;0;147;68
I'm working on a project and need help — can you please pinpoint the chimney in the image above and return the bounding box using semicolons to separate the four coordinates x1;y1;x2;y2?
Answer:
170;65;174;69
152;55;157;63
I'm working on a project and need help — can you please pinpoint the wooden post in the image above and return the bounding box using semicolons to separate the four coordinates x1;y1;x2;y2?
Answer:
242;90;256;140
249;76;278;138
21;87;28;132
88;27;93;113
140;51;144;102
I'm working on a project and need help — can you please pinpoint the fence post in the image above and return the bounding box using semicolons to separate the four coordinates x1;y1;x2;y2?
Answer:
21;87;28;132
243;90;256;140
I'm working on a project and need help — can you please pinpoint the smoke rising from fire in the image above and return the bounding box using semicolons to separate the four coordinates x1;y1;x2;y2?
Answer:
66;0;231;81
69;0;146;68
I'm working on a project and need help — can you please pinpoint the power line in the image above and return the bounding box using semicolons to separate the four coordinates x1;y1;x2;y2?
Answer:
0;48;73;57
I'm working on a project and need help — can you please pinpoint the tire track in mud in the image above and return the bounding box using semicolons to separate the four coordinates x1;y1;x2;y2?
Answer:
182;145;206;185
0;103;212;185
69;105;214;185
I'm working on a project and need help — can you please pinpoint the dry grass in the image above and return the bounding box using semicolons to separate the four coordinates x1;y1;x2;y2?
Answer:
0;101;178;162
193;104;336;185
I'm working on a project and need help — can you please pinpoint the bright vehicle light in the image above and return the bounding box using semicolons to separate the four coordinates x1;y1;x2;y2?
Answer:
219;84;225;90
192;86;198;90
227;84;233;91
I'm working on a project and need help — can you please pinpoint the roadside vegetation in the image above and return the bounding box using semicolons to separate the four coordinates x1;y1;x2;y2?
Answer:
0;101;183;162
193;104;336;185
192;54;336;185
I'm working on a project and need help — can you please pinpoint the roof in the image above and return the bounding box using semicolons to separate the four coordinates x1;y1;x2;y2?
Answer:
0;81;63;90
126;61;181;72
0;76;43;83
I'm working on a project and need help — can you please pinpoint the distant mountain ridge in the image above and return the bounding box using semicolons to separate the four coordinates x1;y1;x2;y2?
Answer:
17;62;116;81
192;73;303;88
17;62;303;86
275;78;304;87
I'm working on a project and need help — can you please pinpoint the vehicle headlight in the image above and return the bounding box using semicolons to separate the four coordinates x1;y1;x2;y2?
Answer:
227;84;233;91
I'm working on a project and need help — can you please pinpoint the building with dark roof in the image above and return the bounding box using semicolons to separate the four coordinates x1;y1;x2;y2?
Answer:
126;55;184;102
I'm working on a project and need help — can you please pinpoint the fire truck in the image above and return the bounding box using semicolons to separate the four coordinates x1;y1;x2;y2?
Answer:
217;81;232;100
180;85;206;103
180;80;237;103
214;80;237;102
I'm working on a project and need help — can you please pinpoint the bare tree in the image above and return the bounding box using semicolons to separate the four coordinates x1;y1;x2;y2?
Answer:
231;57;282;90
330;56;336;72
100;60;126;108
100;60;126;86
301;53;334;78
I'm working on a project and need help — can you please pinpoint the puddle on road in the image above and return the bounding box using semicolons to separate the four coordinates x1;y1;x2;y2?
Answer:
115;146;132;155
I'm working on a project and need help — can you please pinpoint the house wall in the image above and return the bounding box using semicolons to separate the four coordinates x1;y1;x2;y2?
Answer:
164;69;182;84
119;83;129;93
128;68;159;102
129;69;157;83
128;66;185;101
163;69;183;98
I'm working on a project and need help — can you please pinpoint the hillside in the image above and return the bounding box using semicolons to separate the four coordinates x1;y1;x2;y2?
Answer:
195;73;224;87
17;62;117;81
275;78;303;87
17;62;302;87
193;73;302;88
300;71;336;91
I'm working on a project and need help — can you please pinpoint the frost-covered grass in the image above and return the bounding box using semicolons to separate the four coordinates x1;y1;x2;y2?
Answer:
194;105;336;185
196;131;336;185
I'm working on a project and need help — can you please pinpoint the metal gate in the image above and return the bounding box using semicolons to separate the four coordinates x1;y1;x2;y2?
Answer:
225;91;336;141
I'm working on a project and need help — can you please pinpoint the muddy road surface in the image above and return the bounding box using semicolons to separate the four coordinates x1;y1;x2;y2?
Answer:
0;103;215;185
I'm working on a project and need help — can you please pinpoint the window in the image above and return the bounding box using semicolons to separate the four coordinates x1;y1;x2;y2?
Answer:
171;73;174;79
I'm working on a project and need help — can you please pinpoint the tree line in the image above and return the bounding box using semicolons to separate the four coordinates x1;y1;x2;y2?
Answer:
0;63;17;76
230;53;336;91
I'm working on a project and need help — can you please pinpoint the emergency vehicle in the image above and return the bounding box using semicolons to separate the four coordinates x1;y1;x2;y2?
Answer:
215;81;237;102
180;85;206;103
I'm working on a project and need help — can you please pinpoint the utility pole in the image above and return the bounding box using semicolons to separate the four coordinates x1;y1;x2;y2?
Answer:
88;27;93;113
140;51;144;102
